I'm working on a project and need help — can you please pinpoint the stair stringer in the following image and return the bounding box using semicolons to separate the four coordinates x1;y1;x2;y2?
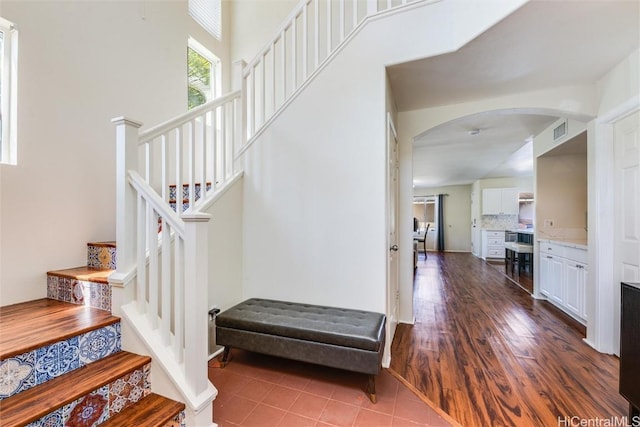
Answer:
238;0;530;361
118;305;217;427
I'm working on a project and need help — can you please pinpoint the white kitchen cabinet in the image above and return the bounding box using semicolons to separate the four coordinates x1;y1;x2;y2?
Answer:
549;256;564;305
564;260;588;319
538;241;588;324
482;188;519;215
539;253;564;303
581;267;588;320
539;254;551;298
481;230;505;259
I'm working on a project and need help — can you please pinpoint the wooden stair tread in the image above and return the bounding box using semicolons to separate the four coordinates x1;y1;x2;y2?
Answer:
0;298;119;359
87;241;116;248
47;266;113;284
0;351;151;427
100;393;185;427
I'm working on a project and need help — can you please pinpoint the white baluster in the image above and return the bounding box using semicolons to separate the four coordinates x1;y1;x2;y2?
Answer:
302;6;308;80
291;19;297;90
148;208;159;329
314;0;319;68
161;216;171;345
173;235;184;362
280;32;287;98
200;115;208;201
234;60;247;152
136;193;146;313
352;0;357;29
161;134;168;202
249;66;256;138
339;0;345;42
188;120;196;210
175;127;183;214
221;102;227;180
261;54;266;127
327;0;332;54
271;42;277;113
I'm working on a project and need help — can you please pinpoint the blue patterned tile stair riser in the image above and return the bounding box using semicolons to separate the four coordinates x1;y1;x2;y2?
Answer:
23;363;155;427
0;323;121;400
46;275;112;312
86;244;116;270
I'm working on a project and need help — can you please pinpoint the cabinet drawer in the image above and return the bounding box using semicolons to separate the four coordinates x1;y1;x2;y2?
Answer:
565;247;588;264
487;248;505;257
486;231;504;238
539;242;566;257
488;238;504;246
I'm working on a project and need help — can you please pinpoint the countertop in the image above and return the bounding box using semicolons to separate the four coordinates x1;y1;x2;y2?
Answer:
538;238;588;250
507;229;534;235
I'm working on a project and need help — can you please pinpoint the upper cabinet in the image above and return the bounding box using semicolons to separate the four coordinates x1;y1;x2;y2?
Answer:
482;188;519;215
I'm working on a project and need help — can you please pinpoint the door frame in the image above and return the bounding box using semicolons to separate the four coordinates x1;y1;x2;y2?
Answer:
384;112;399;367
587;94;639;354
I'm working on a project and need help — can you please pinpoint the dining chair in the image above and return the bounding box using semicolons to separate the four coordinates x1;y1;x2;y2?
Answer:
414;223;430;259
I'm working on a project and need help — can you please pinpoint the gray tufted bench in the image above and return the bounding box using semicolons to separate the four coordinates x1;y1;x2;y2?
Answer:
216;298;386;403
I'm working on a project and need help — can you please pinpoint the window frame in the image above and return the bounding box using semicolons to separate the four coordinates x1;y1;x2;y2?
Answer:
187;37;221;109
0;17;18;165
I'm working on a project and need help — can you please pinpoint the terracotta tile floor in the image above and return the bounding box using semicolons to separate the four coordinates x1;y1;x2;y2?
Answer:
208;349;455;427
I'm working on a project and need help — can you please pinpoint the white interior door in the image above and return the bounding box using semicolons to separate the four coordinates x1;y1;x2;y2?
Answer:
613;110;640;355
471;190;480;256
386;114;399;355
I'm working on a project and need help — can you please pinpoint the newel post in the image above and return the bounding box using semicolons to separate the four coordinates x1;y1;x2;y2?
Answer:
183;212;212;395
111;117;143;288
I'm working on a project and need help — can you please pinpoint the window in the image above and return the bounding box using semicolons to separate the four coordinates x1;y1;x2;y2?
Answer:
188;0;221;40
0;17;18;165
187;38;220;109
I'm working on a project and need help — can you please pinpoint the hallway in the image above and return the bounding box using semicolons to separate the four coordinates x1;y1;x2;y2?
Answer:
390;252;627;427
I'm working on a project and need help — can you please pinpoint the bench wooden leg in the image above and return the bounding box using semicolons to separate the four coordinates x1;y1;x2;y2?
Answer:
367;375;377;404
220;346;231;368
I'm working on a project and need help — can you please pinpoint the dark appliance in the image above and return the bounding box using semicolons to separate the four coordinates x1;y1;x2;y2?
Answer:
620;282;640;421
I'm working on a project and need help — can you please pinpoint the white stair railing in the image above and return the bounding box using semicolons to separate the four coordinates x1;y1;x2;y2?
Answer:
139;90;242;213
110;90;240;420
239;0;418;147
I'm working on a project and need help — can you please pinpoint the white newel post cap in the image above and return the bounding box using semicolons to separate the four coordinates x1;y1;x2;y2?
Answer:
111;116;144;128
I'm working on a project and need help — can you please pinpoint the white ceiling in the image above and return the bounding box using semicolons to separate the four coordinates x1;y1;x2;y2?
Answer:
387;0;640;189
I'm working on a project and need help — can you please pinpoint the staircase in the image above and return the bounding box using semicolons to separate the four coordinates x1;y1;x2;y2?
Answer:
0;242;185;427
105;0;527;423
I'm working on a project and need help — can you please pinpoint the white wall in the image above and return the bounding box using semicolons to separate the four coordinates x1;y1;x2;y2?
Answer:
414;185;472;252
0;0;228;306
205;177;244;313
597;49;640;116
239;0;529;319
536;152;588;241
229;0;298;63
477;176;533;193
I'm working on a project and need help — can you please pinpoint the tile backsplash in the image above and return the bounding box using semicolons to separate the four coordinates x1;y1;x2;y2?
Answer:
481;215;518;230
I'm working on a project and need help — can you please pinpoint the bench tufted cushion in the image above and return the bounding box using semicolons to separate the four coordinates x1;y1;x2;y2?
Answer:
216;298;385;352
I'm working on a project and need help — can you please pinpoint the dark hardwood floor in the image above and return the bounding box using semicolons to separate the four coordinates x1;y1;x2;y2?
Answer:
390;252;627;427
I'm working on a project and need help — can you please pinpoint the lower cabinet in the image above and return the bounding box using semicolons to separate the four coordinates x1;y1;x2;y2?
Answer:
481;230;505;259
564;261;588;320
538;242;588;324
